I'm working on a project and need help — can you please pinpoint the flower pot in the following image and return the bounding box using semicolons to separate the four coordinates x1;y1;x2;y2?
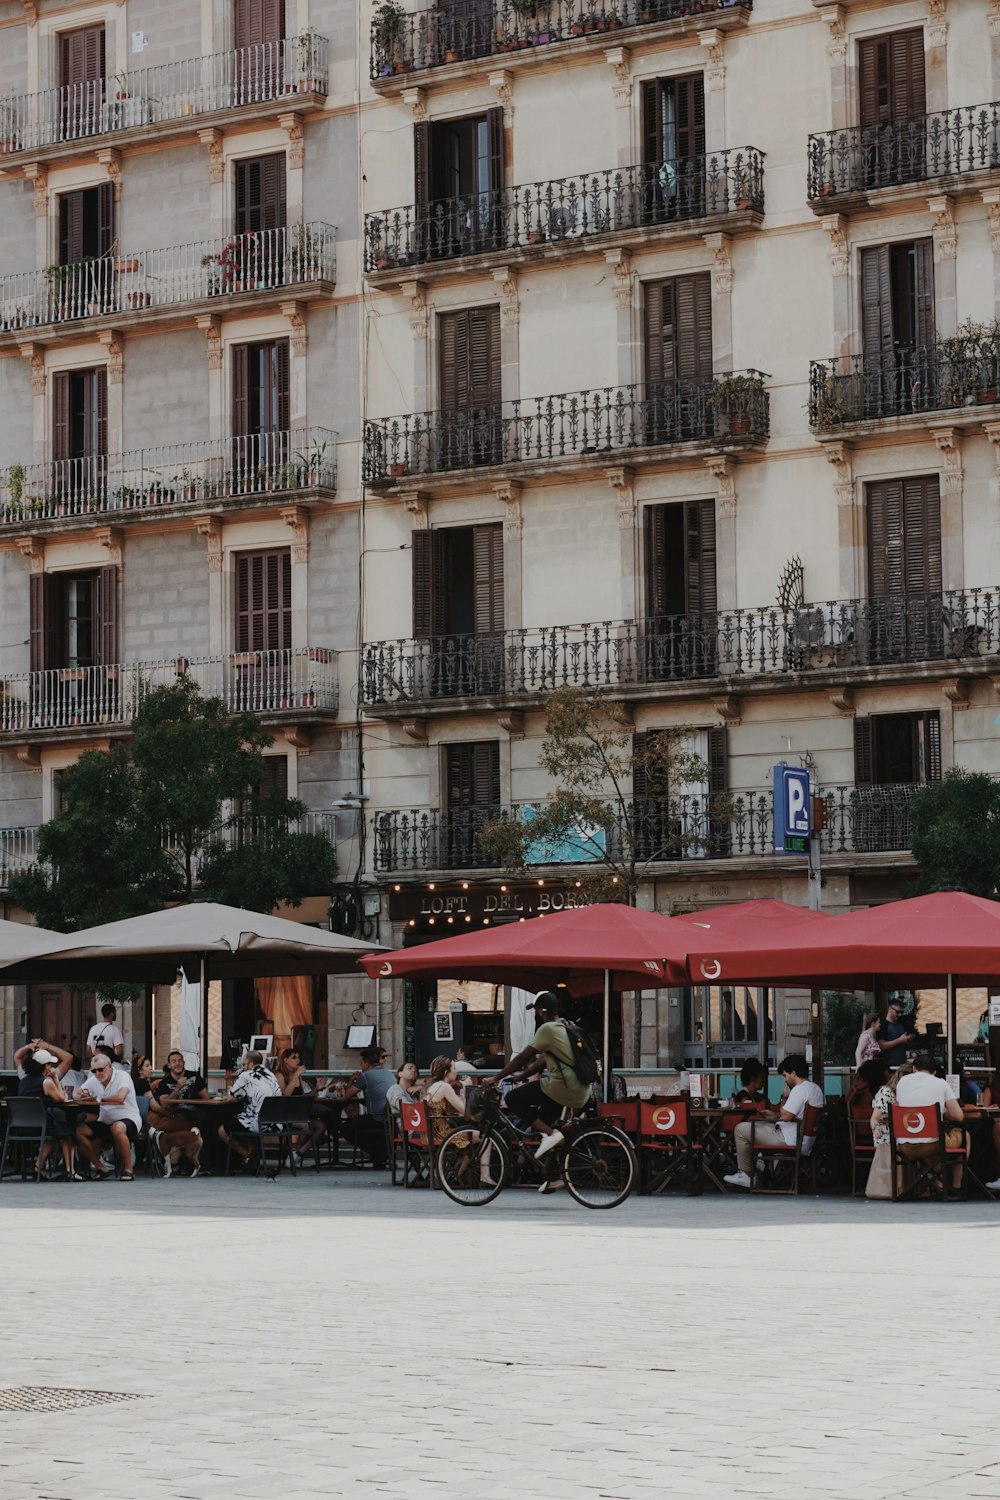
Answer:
978;388;999;406
389;462;409;479
444;48;459;61
729;416;750;436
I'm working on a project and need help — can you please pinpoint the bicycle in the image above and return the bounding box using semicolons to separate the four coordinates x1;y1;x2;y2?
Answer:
435;1091;637;1210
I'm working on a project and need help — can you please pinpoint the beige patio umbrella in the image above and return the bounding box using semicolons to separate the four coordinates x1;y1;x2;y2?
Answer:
0;902;384;1078
0;917;65;962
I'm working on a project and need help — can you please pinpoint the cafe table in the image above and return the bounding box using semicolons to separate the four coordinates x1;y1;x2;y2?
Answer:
689;1104;759;1193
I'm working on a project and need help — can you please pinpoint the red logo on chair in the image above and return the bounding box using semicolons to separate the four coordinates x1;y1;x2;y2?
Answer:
400;1103;421;1132
902;1109;929;1136
651;1107;676;1133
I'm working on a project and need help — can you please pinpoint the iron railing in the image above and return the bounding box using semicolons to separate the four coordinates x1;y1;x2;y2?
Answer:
363;373;768;482
807;100;1000;200
808;346;1000;429
0;427;336;524
0;35;329;156
364;150;764;271
0;649;338;734
372;784;923;872
361;591;997;705
371;0;749;78
0;827;38;887
0;223;335;334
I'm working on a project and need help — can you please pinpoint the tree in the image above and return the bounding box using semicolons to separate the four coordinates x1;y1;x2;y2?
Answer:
478;687;716;905
907;768;1000;899
10;678;337;928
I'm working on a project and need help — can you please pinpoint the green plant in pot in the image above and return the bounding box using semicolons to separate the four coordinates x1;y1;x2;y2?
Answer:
707;373;756;435
373;0;407;69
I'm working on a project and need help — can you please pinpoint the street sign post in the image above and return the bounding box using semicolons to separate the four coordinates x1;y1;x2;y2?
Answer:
772;764;811;854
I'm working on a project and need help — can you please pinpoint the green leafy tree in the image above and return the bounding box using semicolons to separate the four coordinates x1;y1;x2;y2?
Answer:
478;686;717;905
907;768;1000;899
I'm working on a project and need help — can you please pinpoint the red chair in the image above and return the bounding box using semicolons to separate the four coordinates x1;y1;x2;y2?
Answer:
889;1103;966;1200
399;1100;435;1189
637;1100;697;1195
749;1103;823;1195
597;1099;639;1137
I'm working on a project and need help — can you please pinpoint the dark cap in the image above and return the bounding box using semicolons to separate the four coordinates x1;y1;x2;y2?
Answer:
526;991;559;1013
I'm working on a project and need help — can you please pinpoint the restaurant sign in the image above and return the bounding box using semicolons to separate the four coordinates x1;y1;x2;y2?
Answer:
388;882;591;923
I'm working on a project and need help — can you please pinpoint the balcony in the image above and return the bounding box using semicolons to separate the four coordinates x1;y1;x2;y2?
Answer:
363;373;769;486
0;36;329;167
808;345;1000;435
370;0;750;89
361;592;1000;713
0;827;38;889
0;224;335;344
371;784;921;874
364;150;764;282
807;101;1000;214
0;428;336;533
0;649;339;743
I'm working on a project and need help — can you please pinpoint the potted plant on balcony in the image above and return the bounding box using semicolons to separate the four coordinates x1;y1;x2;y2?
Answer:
0;101;19;154
373;0;409;73
289;225;323;282
809;373;854;429
707;373;754;436
296;29;321;91
5;463;26;517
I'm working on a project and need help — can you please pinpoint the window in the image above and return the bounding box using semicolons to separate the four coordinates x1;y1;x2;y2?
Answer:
858;30;926;186
866;475;942;660
233;156;287;289
643;500;717;679
59;25;105;139
632;727;728;860
437;306;502;469
414;109;503;257
235;548;291;653
853;710;940;852
58;184;114;266
232;339;290;483
444;741;501;869
860;239;934;417
644;274;713;442
235;755;289;833
412;524;504;694
52;367;107;502
234;0;286;102
29;567;118;672
641;74;706;222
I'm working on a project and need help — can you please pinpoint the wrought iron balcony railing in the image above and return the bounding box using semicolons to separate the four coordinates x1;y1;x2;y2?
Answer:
0;649;338;735
365;150;764;272
808;346;1000;429
361;593;1000;706
807;101;1000;202
0;224;335;335
0;826;38;887
372;784;922;873
0;428;336;525
371;0;749;79
363;374;768;482
0;35;329;157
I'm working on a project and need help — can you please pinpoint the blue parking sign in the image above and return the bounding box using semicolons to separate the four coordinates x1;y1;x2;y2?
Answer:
773;765;811;854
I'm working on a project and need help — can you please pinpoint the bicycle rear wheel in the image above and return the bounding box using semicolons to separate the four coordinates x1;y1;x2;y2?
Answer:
437;1127;509;1206
562;1125;637;1209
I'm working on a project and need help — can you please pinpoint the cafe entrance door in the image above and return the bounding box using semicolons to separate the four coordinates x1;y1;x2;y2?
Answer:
27;983;94;1062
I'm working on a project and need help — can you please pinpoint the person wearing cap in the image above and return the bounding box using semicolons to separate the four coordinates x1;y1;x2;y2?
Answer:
488;992;591;1163
85;1003;124;1061
878;998;916;1069
74;1053;142;1181
14;1039;81;1180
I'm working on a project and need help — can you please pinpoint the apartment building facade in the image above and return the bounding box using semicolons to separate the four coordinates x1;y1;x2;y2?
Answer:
358;0;1000;1069
0;0;365;1065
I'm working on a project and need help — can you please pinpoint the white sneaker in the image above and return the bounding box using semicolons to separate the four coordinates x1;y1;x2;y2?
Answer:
533;1129;564;1161
723;1170;752;1190
986;1178;1000;1193
538;1178;565;1194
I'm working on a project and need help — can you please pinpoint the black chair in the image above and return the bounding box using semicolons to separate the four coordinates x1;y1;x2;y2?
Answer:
0;1097;49;1182
224;1097;319;1179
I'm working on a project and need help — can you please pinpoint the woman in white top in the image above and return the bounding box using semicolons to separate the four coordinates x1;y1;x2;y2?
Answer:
855;1014;882;1069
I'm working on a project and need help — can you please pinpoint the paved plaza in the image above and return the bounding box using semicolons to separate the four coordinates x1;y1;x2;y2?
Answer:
0;1177;997;1500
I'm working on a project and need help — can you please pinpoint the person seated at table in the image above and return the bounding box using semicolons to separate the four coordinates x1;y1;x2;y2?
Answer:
148;1051;210;1176
895;1053;968;1192
274;1047;326;1162
424;1055;469;1144
723;1054;824;1190
385;1061;422;1119
131;1056;155;1097
16;1042;81;1180
339;1047;395;1170
218;1051;282;1164
733;1059;768;1108
854;1014;883;1068
864;1061;905;1200
847;1056;889;1117
75;1053;142;1181
454;1046;477;1077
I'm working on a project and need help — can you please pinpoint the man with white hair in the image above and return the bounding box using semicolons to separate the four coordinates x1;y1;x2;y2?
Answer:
75;1052;142;1181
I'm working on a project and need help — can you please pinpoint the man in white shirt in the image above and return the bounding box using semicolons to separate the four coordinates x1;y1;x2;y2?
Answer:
219;1053;282;1162
85;1004;124;1061
75;1054;142;1180
724;1054;824;1190
895;1054;967;1190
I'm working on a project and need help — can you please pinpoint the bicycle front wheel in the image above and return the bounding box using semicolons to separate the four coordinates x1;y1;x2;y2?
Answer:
562;1125;637;1209
437;1127;509;1206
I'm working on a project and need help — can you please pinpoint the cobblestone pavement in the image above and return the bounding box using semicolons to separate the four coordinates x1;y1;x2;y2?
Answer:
0;1176;997;1500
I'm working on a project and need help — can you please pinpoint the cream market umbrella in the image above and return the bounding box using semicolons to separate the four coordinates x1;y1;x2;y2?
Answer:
0;918;66;963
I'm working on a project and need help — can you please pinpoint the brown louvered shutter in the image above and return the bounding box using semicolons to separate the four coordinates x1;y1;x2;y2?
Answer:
644;505;669;618
644;281;668;388
97;182;114;257
685;499;717;615
902;475;942;597
265;549;291;650
867;478;904;599
854;718;875;785
29;574;62;673
891;29;926;119
411;530;448;638
632;731;650;803
52;372;71;461
61;26;105;89
675;273;713;383
858;37;888;130
91;367;107;458
235;549;291;652
446;743;473;808
860;244;894;356
921;712;941;782
472;741;500;806
98;563;118;666
486;105;504;192
232;343;250;437
235;0;285;47
707;723;729;854
273;339;290;432
674;75;706;162
913;238;935;348
641;80;661;165
469;305;501;409
59;191;85;265
439;309;460;410
235;154;287;233
414;120;431;214
472;523;504;636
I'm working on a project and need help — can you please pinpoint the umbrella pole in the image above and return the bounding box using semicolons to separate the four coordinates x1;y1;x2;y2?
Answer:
603;970;611;1103
947;973;956;1078
200;955;209;1086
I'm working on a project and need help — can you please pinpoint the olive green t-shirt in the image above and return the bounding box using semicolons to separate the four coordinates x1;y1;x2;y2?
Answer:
531;1020;592;1108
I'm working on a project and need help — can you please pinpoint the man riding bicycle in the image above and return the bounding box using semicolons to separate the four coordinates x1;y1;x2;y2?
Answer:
488;992;591;1160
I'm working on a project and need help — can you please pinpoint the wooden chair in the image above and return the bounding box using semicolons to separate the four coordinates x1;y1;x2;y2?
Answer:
750;1103;823;1195
597;1099;639;1138
637;1100;697;1195
400;1100;435;1189
848;1114;876;1196
889;1103;967;1201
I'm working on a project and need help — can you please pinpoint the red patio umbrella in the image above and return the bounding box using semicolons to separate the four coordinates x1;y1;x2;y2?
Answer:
681;898;830;936
361;903;702;1099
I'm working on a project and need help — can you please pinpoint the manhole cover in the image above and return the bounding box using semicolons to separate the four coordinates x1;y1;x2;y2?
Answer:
0;1388;144;1413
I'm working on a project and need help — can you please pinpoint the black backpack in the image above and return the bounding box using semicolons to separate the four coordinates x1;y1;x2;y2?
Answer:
558;1018;601;1086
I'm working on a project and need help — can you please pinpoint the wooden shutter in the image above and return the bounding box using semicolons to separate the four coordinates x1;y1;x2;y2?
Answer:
674;75;706;162
920;712;941;782
91;367;107;458
52;371;71;461
486;105;504;192
685;499;716;615
235;0;285;47
439;307;500;410
273;339;290;433
29;574;62;673
235;154;287;233
471;741;500;806
232;343;250;438
858;31;925;128
641;80;660;165
632;731;650;804
472;524;504;636
860;244;894;357
867;477;941;599
60;25;105;89
412;529;448;638
98;563;118;666
854;718;875;786
643;282;668;388
644;276;712;387
707;726;727;794
414;120;431;213
913;238;935;348
644;505;669;619
235;549;291;652
97;182;114;257
59;191;84;265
